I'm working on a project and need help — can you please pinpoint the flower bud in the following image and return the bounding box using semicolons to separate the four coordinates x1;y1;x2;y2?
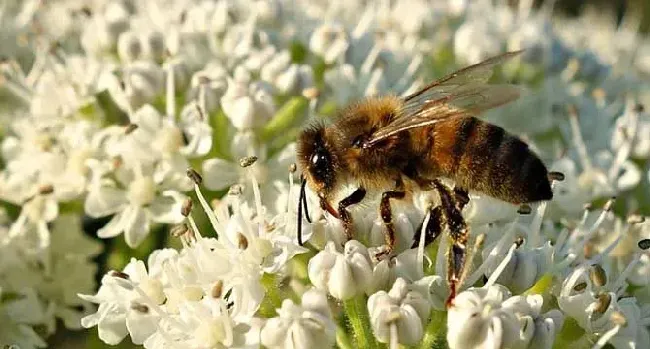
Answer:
367;278;432;345
308;241;373;300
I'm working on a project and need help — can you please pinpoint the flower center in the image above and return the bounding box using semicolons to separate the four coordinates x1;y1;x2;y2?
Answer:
194;319;227;347
156;126;184;154
128;176;156;206
139;277;166;305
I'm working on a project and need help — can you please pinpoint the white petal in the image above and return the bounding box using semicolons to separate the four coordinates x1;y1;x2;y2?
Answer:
85;185;128;217
97;210;128;238
98;313;129;345
202;158;239;190
124;206;151;247
148;192;185;223
126;310;159;345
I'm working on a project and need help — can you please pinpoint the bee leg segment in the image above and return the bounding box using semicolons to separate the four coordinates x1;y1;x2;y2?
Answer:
411;205;445;248
377;190;406;258
430;179;469;308
453;187;470;210
337;188;366;241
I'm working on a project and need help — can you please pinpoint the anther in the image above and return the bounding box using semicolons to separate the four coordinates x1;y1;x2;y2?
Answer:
302;87;320;99
112;156;123;169
515;237;525;247
237;233;248;250
38;184;54;195
228;184;244;196
603;197;616;212
548;171;565;181
124;123;139;134
109;270;131;280
583;203;593;211
634;104;645;113
170;224;189;237
239;156;258;168
573;282;587;292
181;198;193;217
638;239;650;250
197;75;210;85
610;311;628;327
589;265;607;287
517;204;532;215
211;280;224;299
186;168;203;185
130;302;150;314
289;163;297;173
593;293;612;314
627;214;645;225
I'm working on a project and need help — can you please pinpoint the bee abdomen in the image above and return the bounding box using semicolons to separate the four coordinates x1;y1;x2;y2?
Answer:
452;118;552;204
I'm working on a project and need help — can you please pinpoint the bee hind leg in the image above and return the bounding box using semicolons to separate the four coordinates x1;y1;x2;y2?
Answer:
411;205;444;248
430;179;469;309
453;186;470;210
336;188;366;241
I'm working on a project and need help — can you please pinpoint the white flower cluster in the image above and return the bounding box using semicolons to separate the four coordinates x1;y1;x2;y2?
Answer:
1;0;650;348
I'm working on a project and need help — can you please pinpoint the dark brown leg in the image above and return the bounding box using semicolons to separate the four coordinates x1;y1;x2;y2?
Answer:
412;205;445;248
428;180;469;308
337;188;366;240
378;189;406;255
453;186;470;210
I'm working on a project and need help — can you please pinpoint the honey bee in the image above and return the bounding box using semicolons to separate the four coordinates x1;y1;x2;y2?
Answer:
296;51;559;306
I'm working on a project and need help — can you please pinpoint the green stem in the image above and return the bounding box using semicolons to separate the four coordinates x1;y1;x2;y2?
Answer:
419;310;447;349
343;296;379;349
336;325;354;349
259;273;283;318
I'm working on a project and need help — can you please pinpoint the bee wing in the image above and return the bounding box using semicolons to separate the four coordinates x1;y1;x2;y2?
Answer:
364;51;522;147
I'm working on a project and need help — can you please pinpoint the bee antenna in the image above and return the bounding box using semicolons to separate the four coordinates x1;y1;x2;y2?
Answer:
301;178;312;224
297;176;311;246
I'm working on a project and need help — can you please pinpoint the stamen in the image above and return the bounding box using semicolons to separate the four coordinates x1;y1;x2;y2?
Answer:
165;63;176;119
567;105;592;170
389;321;399;349
240;157;264;227
484;243;517;288
590;325;620;349
186;168;223;239
529;200;549;247
638;239;650;250
124;123;139;134
610;253;641;294
589;264;607;287
416;211;431;276
608;101;638;183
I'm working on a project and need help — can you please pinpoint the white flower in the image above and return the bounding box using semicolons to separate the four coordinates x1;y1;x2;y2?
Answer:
84;160;187;247
260;288;336;349
0;288;47;349
220;68;276;130
308;240;373;300
309;23;350;64
202;141;297;213
368;277;432;345
79;254;173;345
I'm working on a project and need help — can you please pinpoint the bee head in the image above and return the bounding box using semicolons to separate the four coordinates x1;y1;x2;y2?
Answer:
297;123;340;196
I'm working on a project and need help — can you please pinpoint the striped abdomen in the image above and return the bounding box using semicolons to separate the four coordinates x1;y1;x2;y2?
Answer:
423;117;552;204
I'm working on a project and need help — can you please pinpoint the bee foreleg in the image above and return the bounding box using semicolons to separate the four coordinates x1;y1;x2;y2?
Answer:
411;205;445;248
430;179;469;308
337;188;366;241
378;189;406;256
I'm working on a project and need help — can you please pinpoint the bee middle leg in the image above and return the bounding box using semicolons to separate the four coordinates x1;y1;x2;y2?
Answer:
337;188;366;240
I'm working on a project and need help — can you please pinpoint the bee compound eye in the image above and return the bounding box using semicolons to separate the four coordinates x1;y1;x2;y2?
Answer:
310;152;330;179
